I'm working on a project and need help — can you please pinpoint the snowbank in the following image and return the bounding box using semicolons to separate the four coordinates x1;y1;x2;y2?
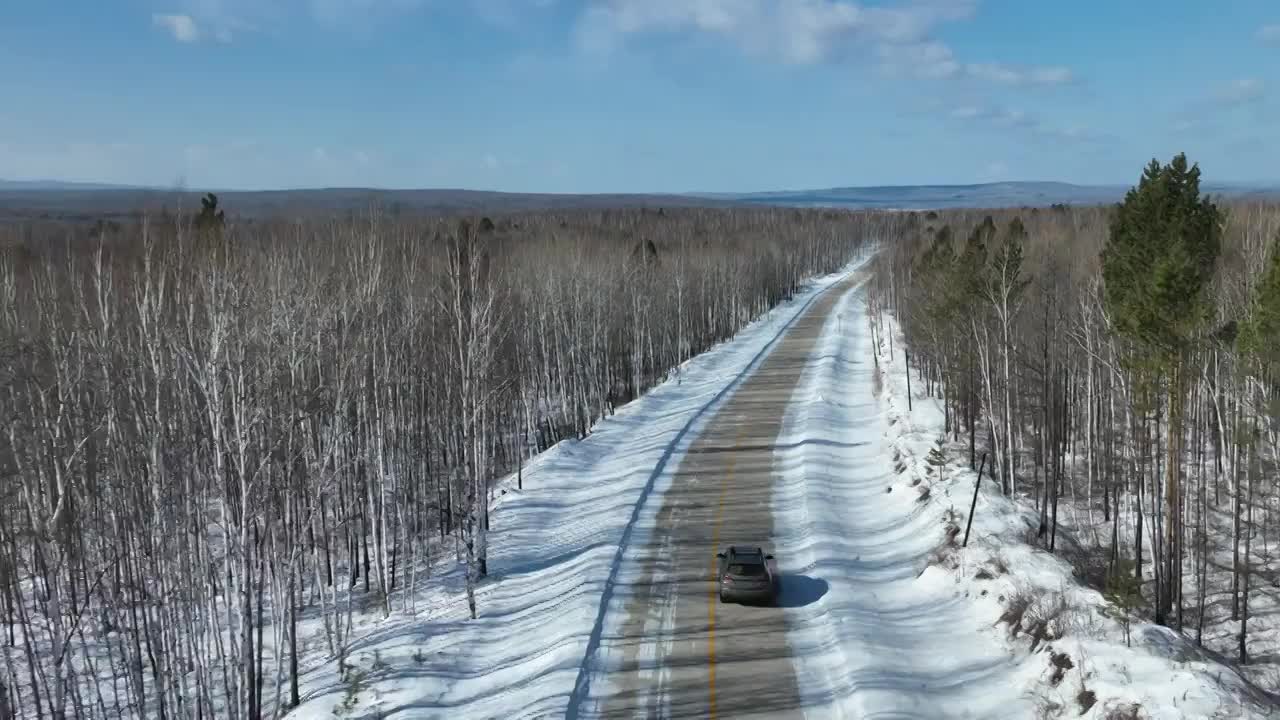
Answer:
872;309;1278;719
770;278;1031;718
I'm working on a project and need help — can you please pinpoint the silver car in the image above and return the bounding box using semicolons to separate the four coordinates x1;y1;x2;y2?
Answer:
716;545;779;605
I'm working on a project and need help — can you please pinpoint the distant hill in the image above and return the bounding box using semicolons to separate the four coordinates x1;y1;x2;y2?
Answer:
705;181;1280;210
0;187;738;222
718;181;1126;209
2;180;1278;222
0;179;155;192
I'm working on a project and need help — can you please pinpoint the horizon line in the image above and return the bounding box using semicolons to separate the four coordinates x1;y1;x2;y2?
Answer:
4;178;1280;196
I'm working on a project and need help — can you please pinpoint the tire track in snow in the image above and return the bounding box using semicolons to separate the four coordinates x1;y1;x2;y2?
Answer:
706;425;747;717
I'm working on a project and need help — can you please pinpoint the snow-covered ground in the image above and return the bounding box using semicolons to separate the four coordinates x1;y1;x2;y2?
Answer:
285;257;872;719
1027;440;1280;693
868;308;1280;719
283;254;1276;719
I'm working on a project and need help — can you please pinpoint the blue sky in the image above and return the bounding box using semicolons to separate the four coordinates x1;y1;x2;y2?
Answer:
2;1;1278;192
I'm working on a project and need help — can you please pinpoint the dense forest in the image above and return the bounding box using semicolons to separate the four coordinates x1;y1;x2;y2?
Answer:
6;157;1276;718
0;204;893;719
871;154;1280;676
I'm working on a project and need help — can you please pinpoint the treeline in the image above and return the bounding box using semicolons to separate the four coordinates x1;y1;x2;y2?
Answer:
871;154;1280;666
0;205;891;719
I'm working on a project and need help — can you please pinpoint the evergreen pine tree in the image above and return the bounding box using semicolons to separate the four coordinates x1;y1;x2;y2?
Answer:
1239;231;1280;381
1100;152;1223;626
1239;231;1280;420
1101;154;1221;363
196;191;226;232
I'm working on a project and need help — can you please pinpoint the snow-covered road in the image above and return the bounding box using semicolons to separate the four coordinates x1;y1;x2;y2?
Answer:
582;271;870;719
580;271;1029;718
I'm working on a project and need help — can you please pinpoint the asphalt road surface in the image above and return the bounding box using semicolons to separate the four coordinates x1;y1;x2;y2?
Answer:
599;272;866;719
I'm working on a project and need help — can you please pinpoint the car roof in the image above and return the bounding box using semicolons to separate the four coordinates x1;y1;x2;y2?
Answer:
726;545;765;559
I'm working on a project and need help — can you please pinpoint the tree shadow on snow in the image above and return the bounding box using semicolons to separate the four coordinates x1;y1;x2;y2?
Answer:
1140;626;1280;710
775;574;828;608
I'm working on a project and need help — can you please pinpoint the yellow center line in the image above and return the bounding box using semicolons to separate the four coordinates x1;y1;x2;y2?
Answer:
708;424;746;719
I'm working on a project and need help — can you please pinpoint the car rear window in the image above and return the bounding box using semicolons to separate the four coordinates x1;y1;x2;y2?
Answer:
727;563;767;577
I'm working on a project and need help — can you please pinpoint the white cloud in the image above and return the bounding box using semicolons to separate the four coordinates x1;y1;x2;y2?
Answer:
995;109;1030;127
576;1;1072;88
473;0;559;27
1171;80;1265;135
152;0;429;40
1028;66;1074;85
151;0;1076;94
883;53;1071;85
947;104;1033;128
964;61;1018;84
948;103;1100;145
151;1;255;42
1258;24;1280;46
1214;78;1264;106
877;40;960;79
308;0;424;25
1054;125;1087;140
966;61;1073;86
153;13;200;42
578;0;977;65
